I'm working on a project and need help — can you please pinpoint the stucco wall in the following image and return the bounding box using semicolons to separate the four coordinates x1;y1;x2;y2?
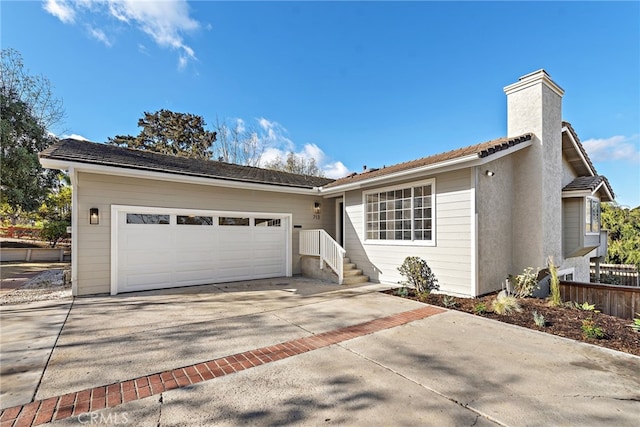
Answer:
506;73;564;274
75;172;330;296
476;155;516;294
342;169;474;297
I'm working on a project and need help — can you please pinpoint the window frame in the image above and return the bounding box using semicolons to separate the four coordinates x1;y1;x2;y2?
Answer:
362;178;436;246
585;196;600;235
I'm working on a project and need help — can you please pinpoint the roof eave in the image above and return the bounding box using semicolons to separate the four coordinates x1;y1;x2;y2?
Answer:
562;126;596;177
320;138;532;195
39;156;322;195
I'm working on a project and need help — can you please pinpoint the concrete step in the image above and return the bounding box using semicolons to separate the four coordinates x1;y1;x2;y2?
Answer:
342;275;370;285
343;257;351;264
343;263;356;270
343;268;363;277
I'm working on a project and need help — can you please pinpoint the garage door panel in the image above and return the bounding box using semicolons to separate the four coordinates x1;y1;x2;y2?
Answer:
174;269;217;285
125;272;173;288
174;250;215;264
116;208;288;294
123;230;172;250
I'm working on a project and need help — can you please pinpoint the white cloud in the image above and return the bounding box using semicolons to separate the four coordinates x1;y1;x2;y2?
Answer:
42;0;200;68
582;135;640;164
87;26;112;46
43;0;76;24
323;161;350;179
249;119;351;178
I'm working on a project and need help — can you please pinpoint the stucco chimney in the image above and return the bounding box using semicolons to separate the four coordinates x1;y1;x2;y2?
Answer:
504;70;565;272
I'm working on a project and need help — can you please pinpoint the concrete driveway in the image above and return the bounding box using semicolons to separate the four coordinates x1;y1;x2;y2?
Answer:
1;277;639;426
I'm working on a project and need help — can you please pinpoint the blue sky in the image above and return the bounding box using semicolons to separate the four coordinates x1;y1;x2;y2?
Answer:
2;1;639;207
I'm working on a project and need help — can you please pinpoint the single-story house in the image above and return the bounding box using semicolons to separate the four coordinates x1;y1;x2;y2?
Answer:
40;69;613;297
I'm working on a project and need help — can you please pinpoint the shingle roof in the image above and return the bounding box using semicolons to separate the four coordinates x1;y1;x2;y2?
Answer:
324;133;534;188
563;175;614;195
39;139;335;189
561;121;614;200
562;121;598;175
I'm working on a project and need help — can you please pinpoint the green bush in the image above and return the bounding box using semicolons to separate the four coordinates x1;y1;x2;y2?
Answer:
575;301;596;311
473;302;487;315
532;311;546;327
394;287;409;298
581;318;605;339
629;314;640;333
397;256;439;294
40;220;69;248
442;295;457;308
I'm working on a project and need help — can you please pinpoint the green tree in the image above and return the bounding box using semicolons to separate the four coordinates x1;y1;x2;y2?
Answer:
0;92;57;221
108;109;217;160
264;151;324;177
601;202;640;268
1;49;63;222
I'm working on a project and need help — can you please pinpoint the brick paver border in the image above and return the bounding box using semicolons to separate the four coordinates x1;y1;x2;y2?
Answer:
0;305;444;427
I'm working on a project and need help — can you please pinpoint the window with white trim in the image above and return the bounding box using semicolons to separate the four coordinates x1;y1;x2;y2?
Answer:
585;197;600;234
365;180;434;242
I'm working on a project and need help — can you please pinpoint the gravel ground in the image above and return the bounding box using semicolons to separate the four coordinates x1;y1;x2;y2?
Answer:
0;269;71;305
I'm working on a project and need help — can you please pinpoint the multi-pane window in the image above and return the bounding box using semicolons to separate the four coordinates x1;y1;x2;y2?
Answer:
586;197;600;234
365;182;433;241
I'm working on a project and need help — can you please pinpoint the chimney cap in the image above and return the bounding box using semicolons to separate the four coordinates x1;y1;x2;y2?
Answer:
503;69;564;97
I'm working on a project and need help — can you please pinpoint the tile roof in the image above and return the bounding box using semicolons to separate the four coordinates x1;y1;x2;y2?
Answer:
563;175;614;195
324;133;534;188
40;139;335;189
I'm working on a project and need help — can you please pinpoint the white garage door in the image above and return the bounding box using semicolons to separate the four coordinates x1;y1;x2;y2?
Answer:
112;206;290;294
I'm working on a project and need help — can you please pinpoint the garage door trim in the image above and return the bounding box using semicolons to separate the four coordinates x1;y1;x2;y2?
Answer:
110;205;292;295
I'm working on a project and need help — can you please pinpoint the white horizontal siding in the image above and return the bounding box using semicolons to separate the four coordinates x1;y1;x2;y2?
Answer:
344;169;473;296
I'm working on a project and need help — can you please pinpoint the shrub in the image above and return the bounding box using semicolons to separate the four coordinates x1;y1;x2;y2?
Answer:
473;302;487;315
629;313;640;333
397;256;439;294
532;311;546;327
575;301;596;311
40;220;69;248
442;295;457;308
547;256;562;307
394;287;409;298
581;318;605;339
492;291;522;315
513;267;538;298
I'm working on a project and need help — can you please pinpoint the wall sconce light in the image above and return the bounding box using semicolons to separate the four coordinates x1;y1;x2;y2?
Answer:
314;202;321;214
89;208;99;225
485;170;495;177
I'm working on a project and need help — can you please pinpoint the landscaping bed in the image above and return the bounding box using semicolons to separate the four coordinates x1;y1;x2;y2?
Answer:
384;289;640;357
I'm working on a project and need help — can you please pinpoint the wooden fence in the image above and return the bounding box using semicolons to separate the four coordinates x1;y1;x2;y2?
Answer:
590;263;639;287
560;281;640;319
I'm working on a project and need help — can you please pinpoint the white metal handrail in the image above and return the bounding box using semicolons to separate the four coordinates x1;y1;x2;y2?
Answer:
299;229;346;284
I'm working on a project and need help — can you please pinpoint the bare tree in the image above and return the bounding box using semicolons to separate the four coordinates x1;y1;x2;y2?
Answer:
1;48;65;130
264;152;324;177
213;118;263;166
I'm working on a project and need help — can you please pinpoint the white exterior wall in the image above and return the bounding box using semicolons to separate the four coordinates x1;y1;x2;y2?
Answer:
342;169;475;297
476;155;516;294
74;172;330;296
505;70;564;274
